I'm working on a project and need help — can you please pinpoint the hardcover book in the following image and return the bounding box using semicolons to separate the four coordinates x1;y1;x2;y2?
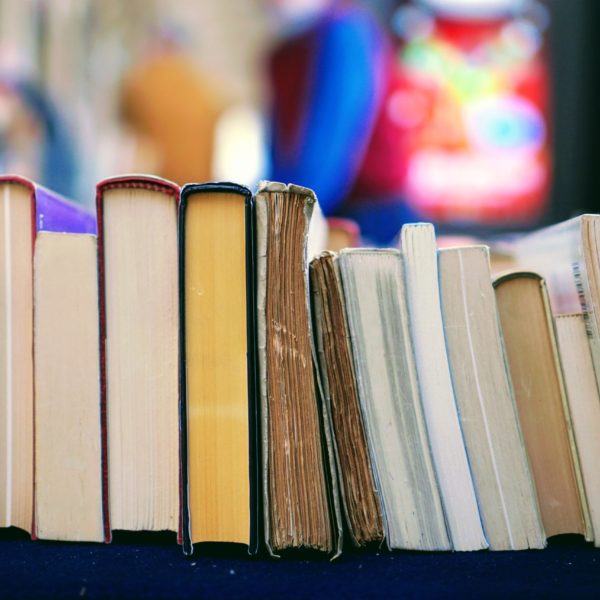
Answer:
0;175;96;537
178;182;259;555
96;175;180;541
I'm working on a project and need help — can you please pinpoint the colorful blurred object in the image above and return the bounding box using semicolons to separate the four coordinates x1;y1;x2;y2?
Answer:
392;0;551;225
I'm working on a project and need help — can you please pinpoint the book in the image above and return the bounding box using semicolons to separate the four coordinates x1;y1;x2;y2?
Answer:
255;181;341;557
0;175;95;537
509;215;600;390
554;313;600;545
438;246;545;550
34;232;104;542
400;223;487;551
336;248;450;550
493;272;591;539
310;251;384;547
178;183;259;555
96;175;180;539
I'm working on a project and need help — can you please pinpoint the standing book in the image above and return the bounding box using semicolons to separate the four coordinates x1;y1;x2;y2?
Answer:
0;175;97;538
97;175;180;541
178;183;259;555
494;272;591;540
34;232;104;541
400;223;486;551
336;248;450;550
310;251;384;547
256;182;342;557
439;246;545;550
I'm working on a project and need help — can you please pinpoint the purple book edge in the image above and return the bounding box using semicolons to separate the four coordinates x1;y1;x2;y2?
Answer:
35;184;96;235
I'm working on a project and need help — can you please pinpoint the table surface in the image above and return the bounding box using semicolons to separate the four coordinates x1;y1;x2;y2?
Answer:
2;529;599;599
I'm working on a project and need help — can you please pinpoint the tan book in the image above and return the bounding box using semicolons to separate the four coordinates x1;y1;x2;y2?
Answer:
310;251;384;547
554;313;600;545
97;176;180;536
439;247;545;550
256;182;341;556
33;232;104;541
494;272;590;539
337;248;450;550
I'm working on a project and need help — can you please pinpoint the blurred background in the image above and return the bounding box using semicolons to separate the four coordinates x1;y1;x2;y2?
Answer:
0;0;598;244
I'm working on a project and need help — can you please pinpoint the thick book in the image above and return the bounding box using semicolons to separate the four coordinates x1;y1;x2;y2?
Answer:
310;251;384;547
34;232;104;542
336;248;450;550
554;313;600;545
256;181;342;557
0;175;96;538
438;246;545;550
400;223;487;551
97;175;180;541
510;215;600;390
178;183;259;556
494;272;591;540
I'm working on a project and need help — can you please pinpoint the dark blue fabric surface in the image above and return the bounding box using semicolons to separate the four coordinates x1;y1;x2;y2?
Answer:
2;529;599;599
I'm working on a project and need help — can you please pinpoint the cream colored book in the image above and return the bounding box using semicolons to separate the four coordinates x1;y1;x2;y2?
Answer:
0;181;33;534
439;246;545;550
337;248;450;551
97;176;179;535
34;232;104;542
401;224;487;551
554;313;600;545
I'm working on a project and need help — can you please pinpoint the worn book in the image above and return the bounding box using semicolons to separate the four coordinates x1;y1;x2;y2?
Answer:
439;246;545;550
337;248;450;550
310;251;384;547
255;182;342;557
97;175;180;540
554;313;600;544
178;183;259;555
34;232;104;542
0;175;96;538
400;223;487;551
494;272;591;540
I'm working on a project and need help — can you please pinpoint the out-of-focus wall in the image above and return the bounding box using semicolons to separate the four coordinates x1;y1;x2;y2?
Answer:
0;0;273;200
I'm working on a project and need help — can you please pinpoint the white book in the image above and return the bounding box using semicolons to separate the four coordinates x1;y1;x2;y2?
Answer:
401;224;487;551
439;246;545;550
338;249;450;551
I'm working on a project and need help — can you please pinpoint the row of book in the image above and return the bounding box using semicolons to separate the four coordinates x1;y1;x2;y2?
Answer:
1;174;599;557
